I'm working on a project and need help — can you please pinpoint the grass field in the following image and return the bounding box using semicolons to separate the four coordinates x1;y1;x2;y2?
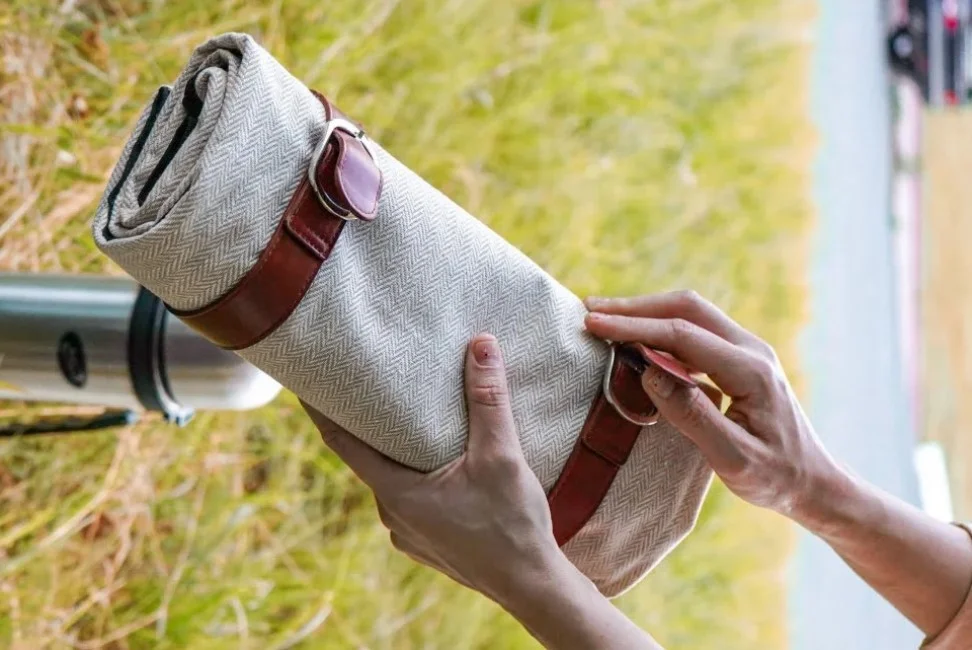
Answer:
922;109;972;520
0;1;814;648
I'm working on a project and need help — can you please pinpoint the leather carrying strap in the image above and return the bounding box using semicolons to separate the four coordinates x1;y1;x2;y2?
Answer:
548;343;695;547
170;92;382;350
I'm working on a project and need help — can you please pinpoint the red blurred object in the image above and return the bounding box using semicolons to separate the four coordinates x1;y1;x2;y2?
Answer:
632;344;698;386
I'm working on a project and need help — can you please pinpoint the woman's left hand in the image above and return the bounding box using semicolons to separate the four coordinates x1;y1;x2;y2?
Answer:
303;334;563;603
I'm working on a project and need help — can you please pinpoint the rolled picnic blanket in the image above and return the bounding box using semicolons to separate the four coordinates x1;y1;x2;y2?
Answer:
92;32;712;597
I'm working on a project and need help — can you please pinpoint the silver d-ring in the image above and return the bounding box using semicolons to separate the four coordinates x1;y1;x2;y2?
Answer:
307;118;378;221
602;343;659;427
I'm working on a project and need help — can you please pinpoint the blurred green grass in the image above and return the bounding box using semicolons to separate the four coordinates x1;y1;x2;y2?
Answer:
0;0;813;648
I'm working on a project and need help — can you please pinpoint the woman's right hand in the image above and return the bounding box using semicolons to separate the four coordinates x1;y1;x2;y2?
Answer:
583;291;972;642
583;291;849;529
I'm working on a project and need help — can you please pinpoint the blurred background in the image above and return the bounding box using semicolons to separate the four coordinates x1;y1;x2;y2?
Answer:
0;0;963;648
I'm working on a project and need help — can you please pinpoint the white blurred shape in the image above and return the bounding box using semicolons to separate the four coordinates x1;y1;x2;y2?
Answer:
914;441;955;523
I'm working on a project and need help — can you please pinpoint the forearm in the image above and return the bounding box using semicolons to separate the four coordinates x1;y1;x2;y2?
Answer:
796;467;972;636
493;554;661;650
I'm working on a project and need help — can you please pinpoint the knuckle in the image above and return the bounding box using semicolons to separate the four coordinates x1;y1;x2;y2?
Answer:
679;388;712;427
672;289;704;310
468;376;510;408
472;447;522;477
668;318;696;346
492;450;525;476
747;354;780;390
748;337;780;364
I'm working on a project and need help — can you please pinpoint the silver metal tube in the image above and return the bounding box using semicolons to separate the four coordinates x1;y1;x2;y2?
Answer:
0;273;281;414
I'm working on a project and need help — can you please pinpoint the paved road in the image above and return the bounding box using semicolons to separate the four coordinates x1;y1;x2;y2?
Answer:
789;1;923;648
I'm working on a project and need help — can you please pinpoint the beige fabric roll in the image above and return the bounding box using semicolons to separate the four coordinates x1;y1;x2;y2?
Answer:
92;32;712;597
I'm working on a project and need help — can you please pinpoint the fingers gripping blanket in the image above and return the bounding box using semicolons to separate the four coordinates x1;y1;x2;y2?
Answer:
93;32;711;597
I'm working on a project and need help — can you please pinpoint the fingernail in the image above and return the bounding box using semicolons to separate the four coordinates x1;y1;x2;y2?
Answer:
585;296;606;309
473;337;500;367
642;363;676;399
586;312;605;323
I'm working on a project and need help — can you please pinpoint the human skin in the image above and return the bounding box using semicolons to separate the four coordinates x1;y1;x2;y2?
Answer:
304;291;972;647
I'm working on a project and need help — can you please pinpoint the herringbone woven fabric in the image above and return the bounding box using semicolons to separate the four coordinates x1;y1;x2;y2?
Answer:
92;33;711;597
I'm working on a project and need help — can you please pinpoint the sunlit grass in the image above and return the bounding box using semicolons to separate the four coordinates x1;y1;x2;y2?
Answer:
0;0;813;647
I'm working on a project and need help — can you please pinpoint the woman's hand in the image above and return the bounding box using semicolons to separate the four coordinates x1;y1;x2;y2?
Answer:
304;334;661;650
304;334;561;601
585;291;972;639
584;291;845;527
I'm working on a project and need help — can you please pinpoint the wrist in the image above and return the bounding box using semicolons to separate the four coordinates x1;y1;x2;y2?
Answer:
490;546;594;620
487;543;581;614
493;550;659;650
493;552;606;646
789;461;873;539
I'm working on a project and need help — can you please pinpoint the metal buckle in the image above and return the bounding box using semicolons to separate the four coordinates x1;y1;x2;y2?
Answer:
307;118;378;221
602;343;659;427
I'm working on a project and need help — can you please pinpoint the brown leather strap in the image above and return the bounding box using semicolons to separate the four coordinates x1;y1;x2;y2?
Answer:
171;92;382;350
548;343;695;547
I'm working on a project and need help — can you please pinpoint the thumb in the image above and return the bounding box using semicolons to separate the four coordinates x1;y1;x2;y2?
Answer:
463;334;521;457
641;363;752;474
